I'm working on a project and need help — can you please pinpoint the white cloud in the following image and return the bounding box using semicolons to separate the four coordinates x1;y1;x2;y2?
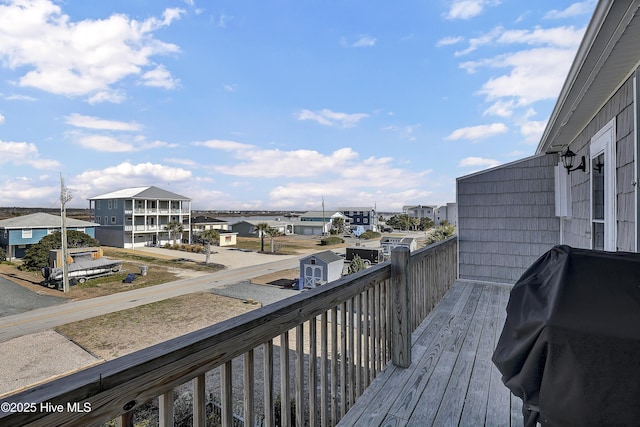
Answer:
454;27;504;57
141;65;181;89
382;124;421;141
297;109;369;128
445;0;500;20
70;133;177;152
458;156;501;168
519;119;547;144
340;35;377;48
0;140;61;169
475;47;575;106
445;123;508;141
0;113;4;124
65;113;141;131
0;177;59;206
436;36;463;47
483;100;515;118
4;93;37;101
545;1;596;19
0;1;182;98
74;162;192;194
214;14;233;28
194;139;255;151
87;90;126;105
214;147;361;178
352;35;376;48
497;26;584;48
196;142;434;208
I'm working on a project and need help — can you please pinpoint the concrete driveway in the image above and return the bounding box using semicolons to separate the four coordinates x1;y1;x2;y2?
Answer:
0;276;67;318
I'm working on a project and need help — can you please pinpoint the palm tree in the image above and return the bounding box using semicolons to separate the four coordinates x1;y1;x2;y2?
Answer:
264;226;284;253
255;222;271;252
199;229;220;264
331;217;345;234
165;221;184;246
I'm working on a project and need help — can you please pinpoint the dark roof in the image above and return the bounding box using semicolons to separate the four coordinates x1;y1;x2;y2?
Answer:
301;250;343;264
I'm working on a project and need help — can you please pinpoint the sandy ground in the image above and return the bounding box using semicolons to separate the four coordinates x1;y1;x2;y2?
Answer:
134;244;306;268
0;330;101;397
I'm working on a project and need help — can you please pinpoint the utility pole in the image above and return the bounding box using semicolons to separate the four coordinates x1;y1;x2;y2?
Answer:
60;174;72;293
322;196;326;236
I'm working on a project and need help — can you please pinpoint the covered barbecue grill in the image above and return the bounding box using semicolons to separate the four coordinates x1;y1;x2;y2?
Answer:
493;245;640;426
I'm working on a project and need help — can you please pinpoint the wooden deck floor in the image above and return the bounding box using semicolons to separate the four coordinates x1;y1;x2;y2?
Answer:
338;280;523;427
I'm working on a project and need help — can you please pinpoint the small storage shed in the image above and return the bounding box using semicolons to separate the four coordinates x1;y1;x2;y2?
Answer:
299;250;344;289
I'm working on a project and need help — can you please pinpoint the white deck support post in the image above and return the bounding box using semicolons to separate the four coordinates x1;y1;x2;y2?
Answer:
391;246;411;368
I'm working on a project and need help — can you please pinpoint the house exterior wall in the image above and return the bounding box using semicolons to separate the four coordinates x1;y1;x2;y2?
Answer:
340;208;378;231
218;232;237;246
1;226;97;259
457;154;560;284
559;75;636;251
435;203;458;226
403;205;436;220
231;222;256;237
92;195;191;249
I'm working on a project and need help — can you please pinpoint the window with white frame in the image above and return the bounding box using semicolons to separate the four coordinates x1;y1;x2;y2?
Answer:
22;229;32;239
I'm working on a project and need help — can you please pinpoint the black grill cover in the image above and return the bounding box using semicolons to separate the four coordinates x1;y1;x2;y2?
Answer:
492;245;640;427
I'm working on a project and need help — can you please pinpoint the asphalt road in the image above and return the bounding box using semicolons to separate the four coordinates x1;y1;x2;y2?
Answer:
0;256;302;342
0;276;67;318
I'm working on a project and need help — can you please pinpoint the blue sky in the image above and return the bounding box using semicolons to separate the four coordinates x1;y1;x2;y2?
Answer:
0;0;596;211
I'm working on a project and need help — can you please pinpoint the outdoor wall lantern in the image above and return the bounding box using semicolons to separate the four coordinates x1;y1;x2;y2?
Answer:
560;148;586;174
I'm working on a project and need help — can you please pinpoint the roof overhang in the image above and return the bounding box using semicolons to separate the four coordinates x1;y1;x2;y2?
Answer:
537;0;640;154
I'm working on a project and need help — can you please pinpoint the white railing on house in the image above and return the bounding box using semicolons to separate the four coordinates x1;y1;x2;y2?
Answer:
0;237;457;427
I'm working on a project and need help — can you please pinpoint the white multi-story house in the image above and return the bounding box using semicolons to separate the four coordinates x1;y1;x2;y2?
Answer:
88;186;191;249
403;204;437;221
435;203;457;226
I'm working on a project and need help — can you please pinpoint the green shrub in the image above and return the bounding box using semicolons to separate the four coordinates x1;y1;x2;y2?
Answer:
360;231;381;240
320;236;344;246
0;246;6;262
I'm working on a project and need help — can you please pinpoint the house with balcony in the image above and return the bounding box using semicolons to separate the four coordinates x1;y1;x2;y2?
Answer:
338;206;378;232
0;212;99;259
402;204;437;222
5;2;639;426
88;186;191;249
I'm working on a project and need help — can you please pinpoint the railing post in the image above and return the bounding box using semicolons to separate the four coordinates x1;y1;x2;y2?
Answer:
391;246;411;368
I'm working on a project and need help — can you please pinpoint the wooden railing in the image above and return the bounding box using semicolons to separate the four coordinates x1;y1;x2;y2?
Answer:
0;237;457;427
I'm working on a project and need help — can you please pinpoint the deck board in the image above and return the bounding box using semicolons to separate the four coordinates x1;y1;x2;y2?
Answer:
338;280;521;427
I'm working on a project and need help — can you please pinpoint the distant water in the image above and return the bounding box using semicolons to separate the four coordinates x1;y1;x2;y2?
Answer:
215;215;293;224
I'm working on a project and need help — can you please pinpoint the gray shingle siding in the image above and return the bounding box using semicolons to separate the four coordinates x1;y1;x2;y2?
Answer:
561;75;635;252
457;154;560;284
